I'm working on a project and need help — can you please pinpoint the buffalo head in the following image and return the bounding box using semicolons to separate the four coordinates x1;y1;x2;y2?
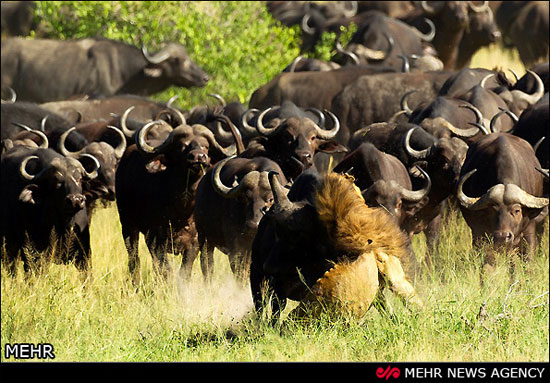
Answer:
142;43;209;88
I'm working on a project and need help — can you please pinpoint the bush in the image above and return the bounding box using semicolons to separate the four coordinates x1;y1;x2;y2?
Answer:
32;1;302;109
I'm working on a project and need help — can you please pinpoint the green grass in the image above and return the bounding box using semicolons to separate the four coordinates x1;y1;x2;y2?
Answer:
2;201;548;362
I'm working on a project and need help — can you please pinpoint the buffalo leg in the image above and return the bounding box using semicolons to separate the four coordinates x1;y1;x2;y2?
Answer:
520;222;537;263
122;227;140;284
3;244;21;276
200;239;215;284
423;214;442;268
146;235;169;279
249;264;286;322
180;239;198;281
72;228;92;274
229;250;251;285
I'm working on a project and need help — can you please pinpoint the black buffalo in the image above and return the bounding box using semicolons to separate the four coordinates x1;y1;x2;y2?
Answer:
1;146;97;273
1;37;209;103
194;156;287;283
115;121;236;282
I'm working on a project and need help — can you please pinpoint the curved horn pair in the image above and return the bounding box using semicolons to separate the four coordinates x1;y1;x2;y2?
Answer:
11;122;49;148
212;156;270;197
59;126;126;159
256;107;340;139
457;169;548;210
136;121;235;157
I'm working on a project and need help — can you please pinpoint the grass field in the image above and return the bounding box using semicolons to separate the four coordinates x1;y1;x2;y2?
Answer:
1;44;549;362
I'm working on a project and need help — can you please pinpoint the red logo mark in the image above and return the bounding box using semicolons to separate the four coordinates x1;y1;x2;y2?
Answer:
376;366;401;380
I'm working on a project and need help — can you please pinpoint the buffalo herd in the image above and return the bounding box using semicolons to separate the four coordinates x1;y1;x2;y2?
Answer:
1;1;549;319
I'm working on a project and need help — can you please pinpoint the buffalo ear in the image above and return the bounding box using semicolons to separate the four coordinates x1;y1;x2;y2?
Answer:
317;141;349;154
144;66;163;78
527;206;548;222
402;196;429;216
19;184;41;205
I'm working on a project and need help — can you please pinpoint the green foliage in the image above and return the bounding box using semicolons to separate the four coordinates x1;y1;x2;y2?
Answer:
32;1;302;109
311;22;358;62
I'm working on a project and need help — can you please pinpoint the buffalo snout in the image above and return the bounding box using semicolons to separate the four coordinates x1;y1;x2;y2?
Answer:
65;193;86;212
492;230;514;246
490;30;502;43
187;150;209;166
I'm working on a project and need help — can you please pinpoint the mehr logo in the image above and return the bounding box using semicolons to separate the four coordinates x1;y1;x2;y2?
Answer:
377;365;401;380
4;343;55;360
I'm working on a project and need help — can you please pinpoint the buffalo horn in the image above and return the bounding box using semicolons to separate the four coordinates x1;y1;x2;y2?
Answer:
489;108;519;133
420;1;445;14
301;13;315;35
314;110;340;139
306;107;326;127
120;106;137;138
468;1;489;12
508;69;520;83
398;55;410;72
208;93;226;107
437;118;482;138
135;120;170;154
467;122;490;135
412;18;436;42
256;107;279;136
268;171;293;210
459;103;485;125
167;95;179;108
193;124;238;157
59;127;85;157
361;33;394;61
400;166;431;202
404;127;431;159
480;73;494;88
77;153;100;179
19;155;45;181
211;156;265;198
400;90;416;116
240;108;260;136
536;166;549;179
142;46;170;64
533;137;545;154
288;55;305;72
107;125;128;159
335;42;360;65
511;70;544;106
342;1;358;18
3;86;17;103
457;169;549;210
